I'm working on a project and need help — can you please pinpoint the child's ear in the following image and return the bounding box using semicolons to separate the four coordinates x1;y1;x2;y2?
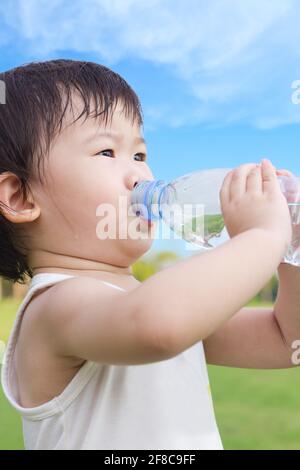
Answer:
0;171;40;223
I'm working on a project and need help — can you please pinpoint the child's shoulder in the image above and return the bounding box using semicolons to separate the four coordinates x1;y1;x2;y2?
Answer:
15;281;87;407
15;276;127;390
26;275;131;326
19;276;124;353
20;274;171;367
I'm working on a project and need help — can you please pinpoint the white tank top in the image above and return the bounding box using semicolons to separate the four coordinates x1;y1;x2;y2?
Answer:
1;272;223;450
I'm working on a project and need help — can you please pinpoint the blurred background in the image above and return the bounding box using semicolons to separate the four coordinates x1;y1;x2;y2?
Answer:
1;0;300;450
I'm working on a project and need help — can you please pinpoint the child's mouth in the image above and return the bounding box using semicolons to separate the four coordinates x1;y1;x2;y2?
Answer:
138;217;155;232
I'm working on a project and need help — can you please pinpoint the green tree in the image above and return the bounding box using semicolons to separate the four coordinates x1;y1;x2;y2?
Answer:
132;250;181;282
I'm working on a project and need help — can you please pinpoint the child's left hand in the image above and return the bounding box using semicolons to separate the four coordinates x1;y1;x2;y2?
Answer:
276;169;294;177
276;168;294;178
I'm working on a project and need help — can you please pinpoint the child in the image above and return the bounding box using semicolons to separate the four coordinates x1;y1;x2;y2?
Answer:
0;59;298;450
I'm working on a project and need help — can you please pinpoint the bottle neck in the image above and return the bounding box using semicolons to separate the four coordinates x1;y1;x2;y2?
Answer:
131;179;167;221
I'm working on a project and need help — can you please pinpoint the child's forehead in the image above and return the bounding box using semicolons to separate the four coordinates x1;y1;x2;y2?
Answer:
66;98;142;138
84;111;141;134
54;92;143;149
75;121;144;152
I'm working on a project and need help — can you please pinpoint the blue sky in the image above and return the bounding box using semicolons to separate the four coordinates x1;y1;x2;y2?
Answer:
1;0;300;258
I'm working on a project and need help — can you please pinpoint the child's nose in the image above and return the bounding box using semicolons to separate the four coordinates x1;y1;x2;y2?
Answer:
125;173;143;191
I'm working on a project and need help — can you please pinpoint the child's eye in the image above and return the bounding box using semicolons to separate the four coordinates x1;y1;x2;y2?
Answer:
134;153;147;162
94;149;147;162
95;149;114;158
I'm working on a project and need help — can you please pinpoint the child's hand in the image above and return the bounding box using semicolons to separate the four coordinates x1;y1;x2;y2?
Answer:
220;159;292;253
276;168;294;178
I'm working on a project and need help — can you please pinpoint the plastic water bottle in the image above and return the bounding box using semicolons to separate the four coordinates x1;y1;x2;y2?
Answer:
130;168;300;266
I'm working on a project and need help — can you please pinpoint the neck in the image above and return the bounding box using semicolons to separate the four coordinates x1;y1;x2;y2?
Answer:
29;249;134;279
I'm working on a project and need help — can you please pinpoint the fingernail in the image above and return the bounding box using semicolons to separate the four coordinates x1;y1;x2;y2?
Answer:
262;158;275;169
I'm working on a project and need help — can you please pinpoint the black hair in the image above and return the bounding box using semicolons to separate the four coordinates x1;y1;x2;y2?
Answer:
0;59;144;283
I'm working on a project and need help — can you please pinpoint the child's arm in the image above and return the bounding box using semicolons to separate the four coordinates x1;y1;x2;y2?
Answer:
203;304;298;369
203;260;300;370
42;160;292;367
272;168;300;355
203;168;300;370
132;228;288;356
275;263;300;356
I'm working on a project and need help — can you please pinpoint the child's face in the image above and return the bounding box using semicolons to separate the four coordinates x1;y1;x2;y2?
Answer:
27;93;156;271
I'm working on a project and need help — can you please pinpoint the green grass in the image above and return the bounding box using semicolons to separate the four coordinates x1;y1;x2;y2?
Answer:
208;365;300;449
0;385;24;450
0;298;299;450
0;298;23;345
0;298;24;450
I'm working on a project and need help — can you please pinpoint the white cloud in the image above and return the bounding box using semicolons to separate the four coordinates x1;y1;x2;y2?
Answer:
1;0;300;129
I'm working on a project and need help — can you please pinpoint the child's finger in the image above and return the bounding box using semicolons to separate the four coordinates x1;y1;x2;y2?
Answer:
276;168;294;178
219;169;235;207
261;159;277;194
229;163;258;201
246;166;262;193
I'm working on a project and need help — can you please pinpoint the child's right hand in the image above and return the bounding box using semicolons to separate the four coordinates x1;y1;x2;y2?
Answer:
219;159;293;254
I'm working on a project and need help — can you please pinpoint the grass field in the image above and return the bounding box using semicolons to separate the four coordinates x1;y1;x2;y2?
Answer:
0;298;24;450
0;297;299;450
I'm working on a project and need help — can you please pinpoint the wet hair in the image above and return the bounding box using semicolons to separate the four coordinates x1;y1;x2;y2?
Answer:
0;59;144;283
